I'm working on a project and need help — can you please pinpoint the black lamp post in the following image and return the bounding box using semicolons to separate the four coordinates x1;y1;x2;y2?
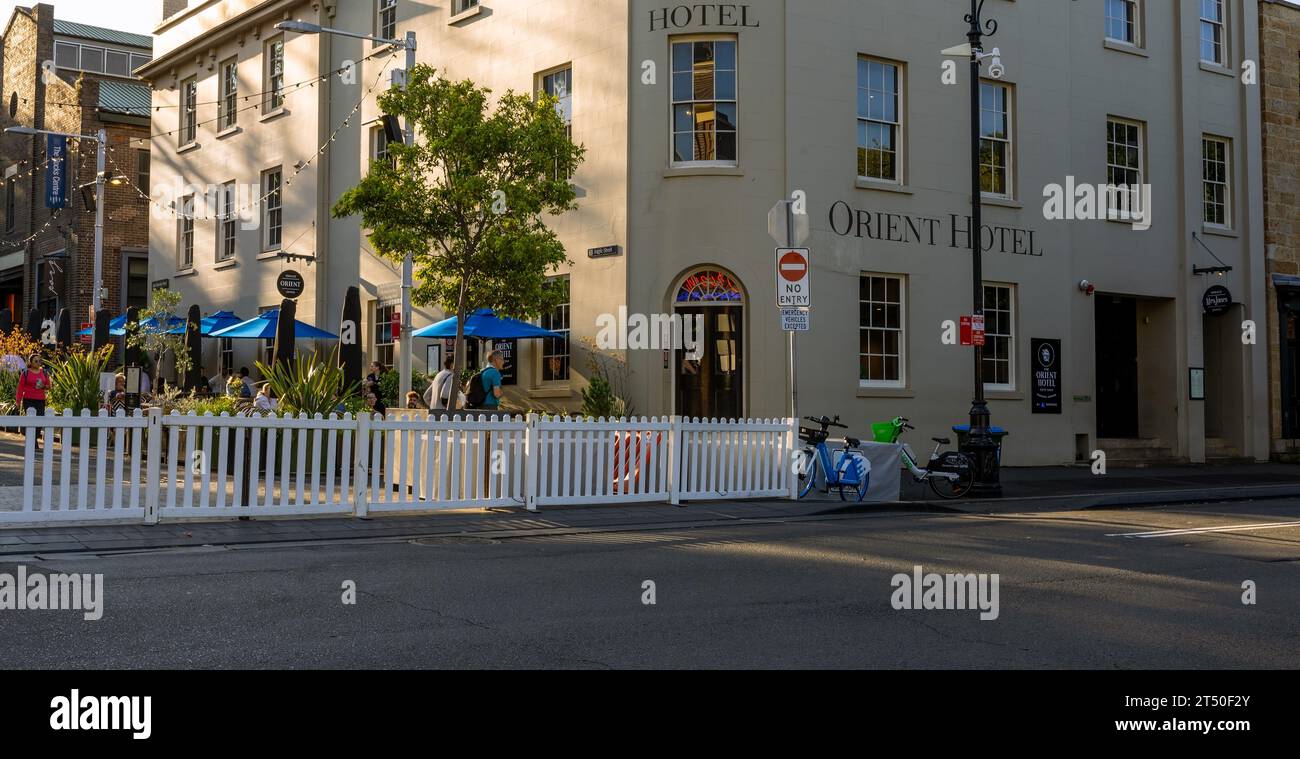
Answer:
963;0;1002;497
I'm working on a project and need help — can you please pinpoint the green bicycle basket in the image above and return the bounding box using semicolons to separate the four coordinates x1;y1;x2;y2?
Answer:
871;421;898;444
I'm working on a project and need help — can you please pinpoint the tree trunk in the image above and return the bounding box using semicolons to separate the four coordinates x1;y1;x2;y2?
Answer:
446;279;470;414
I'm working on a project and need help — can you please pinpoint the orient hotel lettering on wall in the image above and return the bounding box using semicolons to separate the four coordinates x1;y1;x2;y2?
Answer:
828;201;1045;257
649;5;760;31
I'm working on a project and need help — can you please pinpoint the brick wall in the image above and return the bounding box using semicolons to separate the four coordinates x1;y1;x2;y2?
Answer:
1261;0;1300;452
0;3;151;343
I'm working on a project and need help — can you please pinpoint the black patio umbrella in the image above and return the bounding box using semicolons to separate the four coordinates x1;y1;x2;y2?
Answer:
92;307;112;355
340;286;362;389
55;308;72;349
272;298;296;368
25;307;42;345
183;304;203;390
0;308;12;336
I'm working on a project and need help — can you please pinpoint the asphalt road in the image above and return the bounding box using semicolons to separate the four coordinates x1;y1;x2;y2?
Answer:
2;498;1298;669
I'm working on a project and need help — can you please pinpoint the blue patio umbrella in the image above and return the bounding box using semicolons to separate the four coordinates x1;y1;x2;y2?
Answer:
210;309;338;340
164;310;244;336
76;313;183;337
411;308;563;340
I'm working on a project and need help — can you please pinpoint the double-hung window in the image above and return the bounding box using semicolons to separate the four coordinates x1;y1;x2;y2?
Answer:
979;82;1012;198
1106;0;1140;46
180;77;197;145
671;38;737;165
1202;135;1231;228
219;59;238;130
377;0;398;41
857;58;901;183
265;37;285;111
982;284;1015;391
1106;117;1144;220
1200;0;1226;65
217;182;236;261
859;274;905;387
263;168;283;250
540;277;570;382
179;195;194;269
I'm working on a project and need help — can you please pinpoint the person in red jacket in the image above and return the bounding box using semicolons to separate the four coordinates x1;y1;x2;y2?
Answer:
15;352;48;442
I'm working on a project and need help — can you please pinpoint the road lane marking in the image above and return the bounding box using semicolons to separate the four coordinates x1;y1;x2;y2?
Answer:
1108;521;1300;538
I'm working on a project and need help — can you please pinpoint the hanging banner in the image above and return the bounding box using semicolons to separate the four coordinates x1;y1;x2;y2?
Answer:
45;134;67;209
1031;338;1062;414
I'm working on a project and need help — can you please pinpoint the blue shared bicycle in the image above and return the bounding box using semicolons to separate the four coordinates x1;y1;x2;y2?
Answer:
796;415;871;502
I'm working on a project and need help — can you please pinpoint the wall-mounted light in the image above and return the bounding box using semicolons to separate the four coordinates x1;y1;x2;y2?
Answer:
1078;279;1095;296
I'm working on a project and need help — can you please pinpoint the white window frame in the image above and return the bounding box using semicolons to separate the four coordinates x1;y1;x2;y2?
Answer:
669;36;738;168
982;283;1015;392
1200;0;1226;66
369;124;392;167
217;182;236;262
265;36;286;111
538;276;570;384
1106;116;1145;221
1105;0;1141;46
1202;135;1231;230
979;81;1013;199
219;58;238;131
375;302;396;367
377;0;398;42
180;77;197;146
857;57;903;185
858;273;906;389
220;338;235;378
179;194;194;270
263;167;283;251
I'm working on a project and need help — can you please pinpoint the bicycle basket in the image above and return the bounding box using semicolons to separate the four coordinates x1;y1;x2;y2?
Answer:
871;422;898;444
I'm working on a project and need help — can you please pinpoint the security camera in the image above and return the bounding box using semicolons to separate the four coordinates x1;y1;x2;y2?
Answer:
987;48;1005;79
1078;279;1095;296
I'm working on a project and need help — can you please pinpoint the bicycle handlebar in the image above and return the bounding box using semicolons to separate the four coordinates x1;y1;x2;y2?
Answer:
803;415;847;429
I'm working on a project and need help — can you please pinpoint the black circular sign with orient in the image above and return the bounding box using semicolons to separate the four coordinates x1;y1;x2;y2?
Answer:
1202;285;1232;316
277;269;305;299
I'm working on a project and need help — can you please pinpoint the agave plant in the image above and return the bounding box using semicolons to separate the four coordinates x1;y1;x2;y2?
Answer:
46;346;114;414
255;350;359;417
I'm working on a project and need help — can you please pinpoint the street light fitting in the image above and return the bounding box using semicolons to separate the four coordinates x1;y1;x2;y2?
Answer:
274;20;323;34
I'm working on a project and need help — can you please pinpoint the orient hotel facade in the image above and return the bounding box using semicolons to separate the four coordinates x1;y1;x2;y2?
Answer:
141;0;1269;466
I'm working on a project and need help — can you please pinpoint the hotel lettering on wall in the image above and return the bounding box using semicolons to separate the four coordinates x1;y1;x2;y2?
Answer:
828;201;1045;257
649;4;760;31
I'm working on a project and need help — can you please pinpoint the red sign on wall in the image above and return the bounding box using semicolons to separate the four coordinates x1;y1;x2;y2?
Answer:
959;316;972;346
972;314;985;347
390;309;401;341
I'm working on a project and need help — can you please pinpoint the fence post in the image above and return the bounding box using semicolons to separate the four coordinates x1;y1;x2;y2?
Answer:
144;407;163;524
787;416;799;500
354;412;371;518
524;413;539;512
668;415;682;506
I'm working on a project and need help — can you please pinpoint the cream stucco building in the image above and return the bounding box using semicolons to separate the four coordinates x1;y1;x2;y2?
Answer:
139;0;1269;467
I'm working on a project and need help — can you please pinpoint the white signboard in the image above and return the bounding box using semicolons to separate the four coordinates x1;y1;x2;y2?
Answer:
781;308;809;332
776;247;811;307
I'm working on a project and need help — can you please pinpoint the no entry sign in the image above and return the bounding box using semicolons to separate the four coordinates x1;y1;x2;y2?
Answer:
776;248;810;307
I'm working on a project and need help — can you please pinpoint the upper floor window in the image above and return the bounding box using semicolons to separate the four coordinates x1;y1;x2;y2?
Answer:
370;125;393;168
179;195;194;269
180;77;197;145
265;37;285;111
1105;0;1140;45
979;81;1012;198
53;41;148;76
263;168;283;250
1200;0;1225;65
540;66;573;137
377;0;398;41
136;149;150;192
1106;117;1144;219
217;182;236;261
857;57;901;183
219;59;238;131
1202;135;1231;229
453;0;479;14
4;176;15;232
671;38;737;165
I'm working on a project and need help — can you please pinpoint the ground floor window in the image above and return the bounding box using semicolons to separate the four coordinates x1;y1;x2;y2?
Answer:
982;283;1015;389
375;303;396;368
259;305;276;369
859;274;905;387
540;276;570;382
220;338;234;378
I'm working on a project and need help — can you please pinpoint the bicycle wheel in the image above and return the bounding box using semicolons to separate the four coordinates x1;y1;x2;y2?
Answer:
836;452;870;502
796;448;819;499
928;452;974;499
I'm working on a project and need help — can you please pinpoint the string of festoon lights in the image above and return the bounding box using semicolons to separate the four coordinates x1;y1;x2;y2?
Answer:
124;46;401;148
105;52;398;222
0;207;66;252
29;45;399;118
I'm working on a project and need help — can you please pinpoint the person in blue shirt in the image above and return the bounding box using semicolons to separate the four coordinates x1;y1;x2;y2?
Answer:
480;350;505;409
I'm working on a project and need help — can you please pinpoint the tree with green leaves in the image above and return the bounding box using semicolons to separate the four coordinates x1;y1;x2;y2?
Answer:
126;287;191;387
332;65;584;412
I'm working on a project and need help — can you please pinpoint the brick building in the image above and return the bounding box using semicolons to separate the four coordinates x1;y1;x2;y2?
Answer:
0;3;153;334
1261;0;1300;459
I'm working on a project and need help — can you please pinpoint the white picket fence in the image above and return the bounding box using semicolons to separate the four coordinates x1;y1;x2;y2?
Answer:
0;410;799;524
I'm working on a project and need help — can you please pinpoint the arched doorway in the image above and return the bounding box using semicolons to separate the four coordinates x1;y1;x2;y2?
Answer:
673;268;744;419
